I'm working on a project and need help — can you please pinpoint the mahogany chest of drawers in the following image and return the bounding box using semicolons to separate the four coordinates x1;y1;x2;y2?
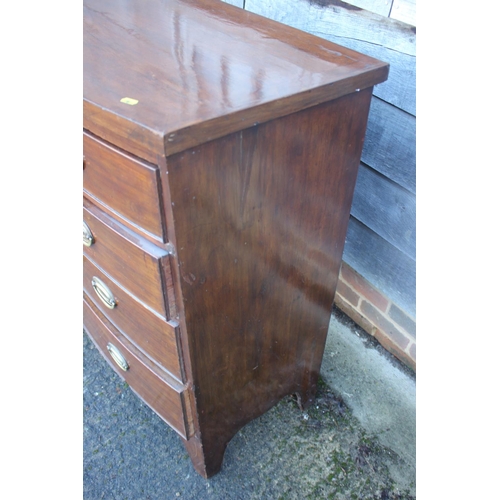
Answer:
83;0;388;478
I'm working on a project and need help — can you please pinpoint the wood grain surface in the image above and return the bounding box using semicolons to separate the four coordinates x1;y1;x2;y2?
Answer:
167;90;373;475
362;97;415;194
343;217;416;317
83;0;388;158
83;199;173;318
83;295;193;439
351;164;415;259
83;255;184;381
83;131;166;241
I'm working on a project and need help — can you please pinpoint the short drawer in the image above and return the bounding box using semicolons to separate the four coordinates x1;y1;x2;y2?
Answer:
83;294;193;439
84;255;184;382
83;199;176;319
83;131;165;241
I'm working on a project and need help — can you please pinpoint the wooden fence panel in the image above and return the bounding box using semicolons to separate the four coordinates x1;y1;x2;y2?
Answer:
391;0;416;25
343;217;416;317
335;0;392;17
363;97;416;193
351;163;416;259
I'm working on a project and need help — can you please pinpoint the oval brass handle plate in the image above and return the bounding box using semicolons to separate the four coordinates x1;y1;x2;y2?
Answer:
107;343;129;371
83;221;94;247
91;276;117;309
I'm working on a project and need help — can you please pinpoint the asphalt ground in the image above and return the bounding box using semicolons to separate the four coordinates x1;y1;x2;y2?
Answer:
83;306;416;499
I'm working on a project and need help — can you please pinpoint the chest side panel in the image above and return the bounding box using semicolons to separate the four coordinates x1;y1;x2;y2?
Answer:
167;90;373;445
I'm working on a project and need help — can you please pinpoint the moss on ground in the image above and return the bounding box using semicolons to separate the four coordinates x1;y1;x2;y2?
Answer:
232;376;416;499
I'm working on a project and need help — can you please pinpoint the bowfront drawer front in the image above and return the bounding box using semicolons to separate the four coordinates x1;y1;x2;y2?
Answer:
83;199;176;319
83;131;166;241
83;255;184;381
83;295;193;439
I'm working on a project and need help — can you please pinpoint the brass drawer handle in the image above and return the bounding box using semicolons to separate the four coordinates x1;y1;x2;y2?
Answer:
91;276;117;309
107;343;129;371
83;221;94;247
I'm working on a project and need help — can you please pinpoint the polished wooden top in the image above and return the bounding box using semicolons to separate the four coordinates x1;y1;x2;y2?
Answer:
83;0;389;158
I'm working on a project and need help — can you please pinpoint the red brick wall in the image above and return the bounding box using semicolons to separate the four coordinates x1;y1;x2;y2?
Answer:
334;262;416;371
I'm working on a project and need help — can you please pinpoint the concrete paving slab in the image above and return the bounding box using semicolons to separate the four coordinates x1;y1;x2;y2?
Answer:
321;307;416;492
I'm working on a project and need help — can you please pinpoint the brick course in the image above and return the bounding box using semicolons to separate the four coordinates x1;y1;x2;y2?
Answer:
389;303;416;337
340;264;389;312
336;279;360;307
334;293;376;336
361;301;410;350
334;262;416;371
